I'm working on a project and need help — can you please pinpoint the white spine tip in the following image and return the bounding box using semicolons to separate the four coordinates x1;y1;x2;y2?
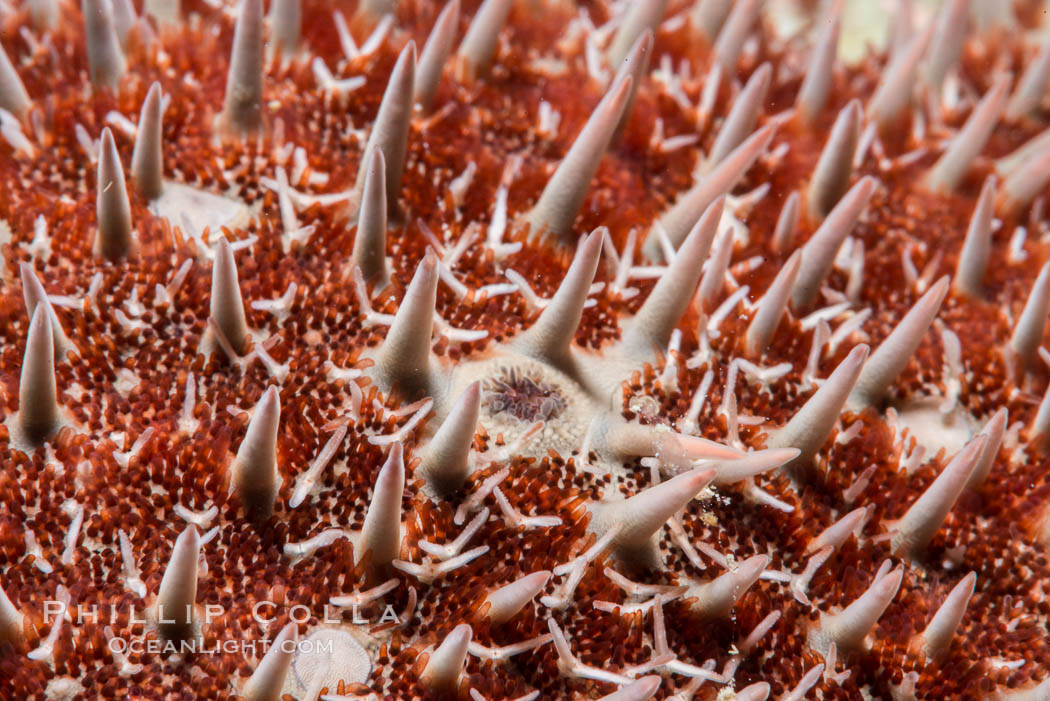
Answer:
356;41;416;221
414;0;460;112
813;567;903;653
131;82;164;200
456;0;513;80
82;0;127;90
210;236;251;355
0;40;31;116
953;175;996;299
20;263;72;360
848;276;949;409
515;229;605;371
18;306;61;444
527;76;633;241
241;622;298;701
598;675;662;701
807;99;862;219
648;123;775;261
155;525;201;638
221;0;264;134
791;175;876;310
612;468;716;553
420;382;481;497
359;442;405;569
232;387;281;520
689;554;769;618
96;127;133;260
623;197;724;361
919;571;976;662
352;147;390;289
370;252;439;398
772;343;869;478
734;682;771;701
421;623;472;691
891;434;987;557
481;570;551;624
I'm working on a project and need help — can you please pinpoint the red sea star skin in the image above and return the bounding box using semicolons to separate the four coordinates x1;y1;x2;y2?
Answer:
2;0;1050;699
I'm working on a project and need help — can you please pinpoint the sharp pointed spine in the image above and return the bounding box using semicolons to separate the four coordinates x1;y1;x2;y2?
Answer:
927;73;1011;193
1033;382;1050;449
456;0;512;80
242;622;297;701
712;0;759;71
606;0;667;66
770;344;869;476
111;0;136;48
734;683;771;701
0;41;31;116
371;252;438;397
131;82;164;200
807;100;862;219
0;582;24;645
356;42;416;220
967;408;1007;488
360;443;405;569
953;175;996;298
514;230;603;370
746;249;802;356
796;14;841;125
647;124;774;261
690;555;768;618
353;148;389;288
623;198;724;360
232;387;280;520
1009;262;1050;377
268;0;301;56
791;176;876;309
868;27;931;129
96;127;132;260
599;675;662;701
481;571;550;624
19;307;60;444
771;190;800;253
813;567;903;653
706;63;771;169
996;142;1050;216
421;623;472;691
709;448;800;486
527;76;633;241
696;225;733;311
923;0;968;93
918;572;975;662
808;506;869;554
221;0;264;134
610;469;716;553
848;276;949;409
1006;41;1050;120
413;0;460;112
20;263;72;360
891;435;986;556
419;382;480;497
82;0;126;89
155;525;200;638
693;0;731;41
612;30;652;138
210;237;250;355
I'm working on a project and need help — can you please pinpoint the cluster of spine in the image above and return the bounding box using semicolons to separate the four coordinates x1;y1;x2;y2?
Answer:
1;0;1050;699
